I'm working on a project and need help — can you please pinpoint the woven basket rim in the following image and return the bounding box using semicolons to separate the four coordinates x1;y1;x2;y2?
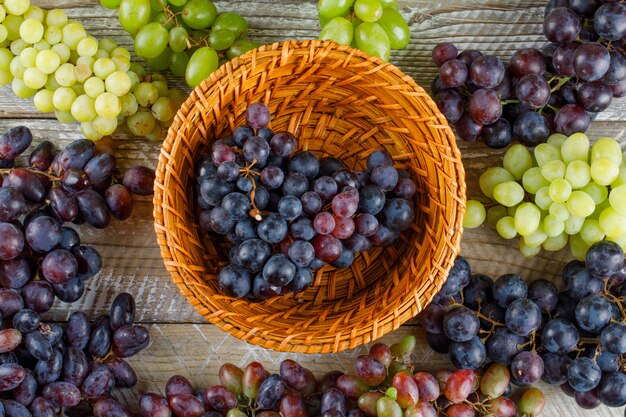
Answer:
153;39;466;353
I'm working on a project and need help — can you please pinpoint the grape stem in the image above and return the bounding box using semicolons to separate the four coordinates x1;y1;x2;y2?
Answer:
500;99;520;105
239;159;263;221
550;76;572;93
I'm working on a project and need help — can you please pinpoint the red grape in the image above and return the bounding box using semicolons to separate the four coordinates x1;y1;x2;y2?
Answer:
577;80;613;112
444;369;475;404
354;355;386;386
0;126;33;160
509;48;546;78
0;222;24;261
515;74;550;109
105;184;133;220
470;55;505;88
140;392;173;417
123;165;155;195
313;235;343;263
432;43;458;66
455;113;483;141
469;89;502;124
439;59;468;88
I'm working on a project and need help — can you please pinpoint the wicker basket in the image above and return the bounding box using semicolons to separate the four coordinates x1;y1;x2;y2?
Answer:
153;40;465;353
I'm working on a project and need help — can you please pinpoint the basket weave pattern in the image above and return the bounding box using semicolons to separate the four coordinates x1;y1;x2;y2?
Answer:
153;40;466;353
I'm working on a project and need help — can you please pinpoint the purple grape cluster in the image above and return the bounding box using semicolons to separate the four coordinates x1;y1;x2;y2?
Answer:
420;241;626;411
195;103;417;300
0;293;147;416
432;0;625;148
0;126;154;305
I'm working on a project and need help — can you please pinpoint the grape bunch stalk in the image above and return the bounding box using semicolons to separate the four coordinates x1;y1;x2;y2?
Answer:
317;0;410;62
432;0;625;148
0;125;155;304
91;335;546;417
0;0;186;142
419;243;626;412
196;103;417;300
0;292;148;417
100;0;258;88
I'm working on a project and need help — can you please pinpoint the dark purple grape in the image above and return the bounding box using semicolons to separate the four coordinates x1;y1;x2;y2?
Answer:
103;356;136;388
218;264;251;298
235;217;257;241
122;165;155;195
575;294;612;333
61;169;91;193
313;176;338;202
262;254;296;286
596;372;626;407
469;88;502;124
568;357;601;392
222;192;251;222
202;385;238;413
354;213;378;237
459;274;492;310
0;257;32;289
542;352;571;385
277;195;302;221
480;118;512;149
586;240;624;278
62;346;88;387
602;50;626;85
246;102;270;129
290;217;316;241
573;42;610;81
510;48;546;78
41;249;77;285
112;324;150;357
104;184;133;220
358;185;385;215
470;55;505;88
3;399;32;417
369;225;398;246
252;273;282;300
243;136;270;166
110;292;135;331
207;207;235;234
76;189;111;228
84;153;116;188
93;398;133;417
12;310;40;334
286;267;312;293
82;366;113;399
552;42;578;76
426;332;451;354
611;79;626;97
330;247;354;268
555;104;591;135
25;331;53;361
458;49;483;67
0;126;33;160
139;393;172;417
380;198;414;232
25;216;61;253
300;191;322;215
528;279;558;313
593;1;626;41
366;150;392;171
52;277;84;303
505;298;542;337
287;240;315;267
511;351;544;386
435;90;464;124
432;42;458;66
21;281;54;314
370;165;398;192
332;169;359;189
66;311;90;349
257;213;288;244
393;177;416;199
289;151;320;180
48;186;78;222
59;227;79;251
29;141;55;171
577;81;613;112
492;274;527;307
0;363;26;391
601;322;626;355
30;396;57;417
513;111;549;146
0;288;24;318
542;318;579;354
5;168;46;203
260;166;284;190
282;173;308;198
88;315;112;359
515;74;550;109
56;139;96;173
217;160;240;182
270;132;297;157
236;239;272;273
454;113;482;141
34;348;62;385
443;306;479;342
485;327;524;364
544;7;581;42
449;336;486;370
418;303;446;334
439;59;468;88
0;187;27;222
575;389;601;409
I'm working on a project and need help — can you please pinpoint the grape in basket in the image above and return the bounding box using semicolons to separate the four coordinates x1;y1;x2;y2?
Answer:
195;103;417;300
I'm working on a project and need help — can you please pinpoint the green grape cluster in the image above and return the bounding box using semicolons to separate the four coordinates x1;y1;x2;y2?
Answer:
317;0;410;61
467;133;626;260
101;0;257;88
0;0;185;141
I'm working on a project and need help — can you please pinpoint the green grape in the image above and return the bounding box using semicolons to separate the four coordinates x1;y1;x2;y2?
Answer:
549;202;570;222
534;143;561;166
19;47;37;68
522;167;549;194
566;190;595;218
0;25;7;44
376;7;409;49
519;238;541;258
145;47;172;71
24;6;44;22
4;0;30;16
70;94;97;122
154;12;174;30
44;26;62;45
45;74;61;90
318;0;355;20
152;80;168;97
111;55;130;72
580;219;605;245
52;43;70;63
463;200;486;229
111;47;131;60
76;38;98;57
569;233;590;261
0;7;5;24
561;132;589;163
75;58;93;83
55;110;76;124
212;12;248;38
486;205;508;227
99;38;118;54
100;0;123;9
168;26;188;53
151;73;167;82
591;137;622;165
62;22;87;50
95;92;122;119
151;96;177;122
120;92;138;116
609;184;626;216
0;48;11;70
564;215;585;235
496;216;517;239
540;160;565;182
169;0;187;6
503;144;533;180
0;66;14;86
134;22;169;59
35;50;60;75
608;233;626;252
127;70;140;89
320;16;353;45
150;0;168;11
564;160;590;189
33;89;55;112
591;199;611;220
493;181;524;207
10;56;25;78
93;57;116;78
94;49;109;60
105;70;131;96
33;40;50;52
226;39;257;60
542;232;568;251
355;22;390;61
84;76;105;98
46;10;68;27
611;165;626;187
209;29;236;51
81;121;103;141
182;0;217;29
72;83;85;96
599;207;626;238
146;123;168;142
549;178;572;203
186;46;218;87
23;67;47;89
376;397;403;417
93;115;118;136
354;0;383;22
11;77;36;98
514;202;541;237
134;81;159;107
523;226;547;248
4;15;24;42
543;215;564;238
590;157;619;185
581;181;608;205
127;110;156;136
169;50;189;77
119;0;151;36
52;86;77;111
10;38;28;55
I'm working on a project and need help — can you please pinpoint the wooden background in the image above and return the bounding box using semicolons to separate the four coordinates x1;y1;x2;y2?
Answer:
0;1;624;416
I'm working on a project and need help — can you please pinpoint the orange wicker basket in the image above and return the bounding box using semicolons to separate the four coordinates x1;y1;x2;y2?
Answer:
153;40;465;353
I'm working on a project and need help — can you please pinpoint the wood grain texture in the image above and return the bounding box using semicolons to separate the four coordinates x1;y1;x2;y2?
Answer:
0;1;623;415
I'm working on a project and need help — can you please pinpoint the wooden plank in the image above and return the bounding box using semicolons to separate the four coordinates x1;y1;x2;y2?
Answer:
117;323;622;417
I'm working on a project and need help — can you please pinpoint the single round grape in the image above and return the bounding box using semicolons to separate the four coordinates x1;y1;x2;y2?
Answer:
577;80;613;112
431;42;458;66
597;372;626;407
516;74;550;108
355;22;391;61
186;46;218;88
480;118;512;149
513;111;550;146
469;55;505;88
568;357;602;392
438;59;467;88
594;2;626;41
511;351;544;386
552;42;578;77
573;42;610;81
554;104;590;136
469;88;502;125
544;7;581;43
510;48;546;78
257;213;288;243
435;90;464;124
218;264;251;298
